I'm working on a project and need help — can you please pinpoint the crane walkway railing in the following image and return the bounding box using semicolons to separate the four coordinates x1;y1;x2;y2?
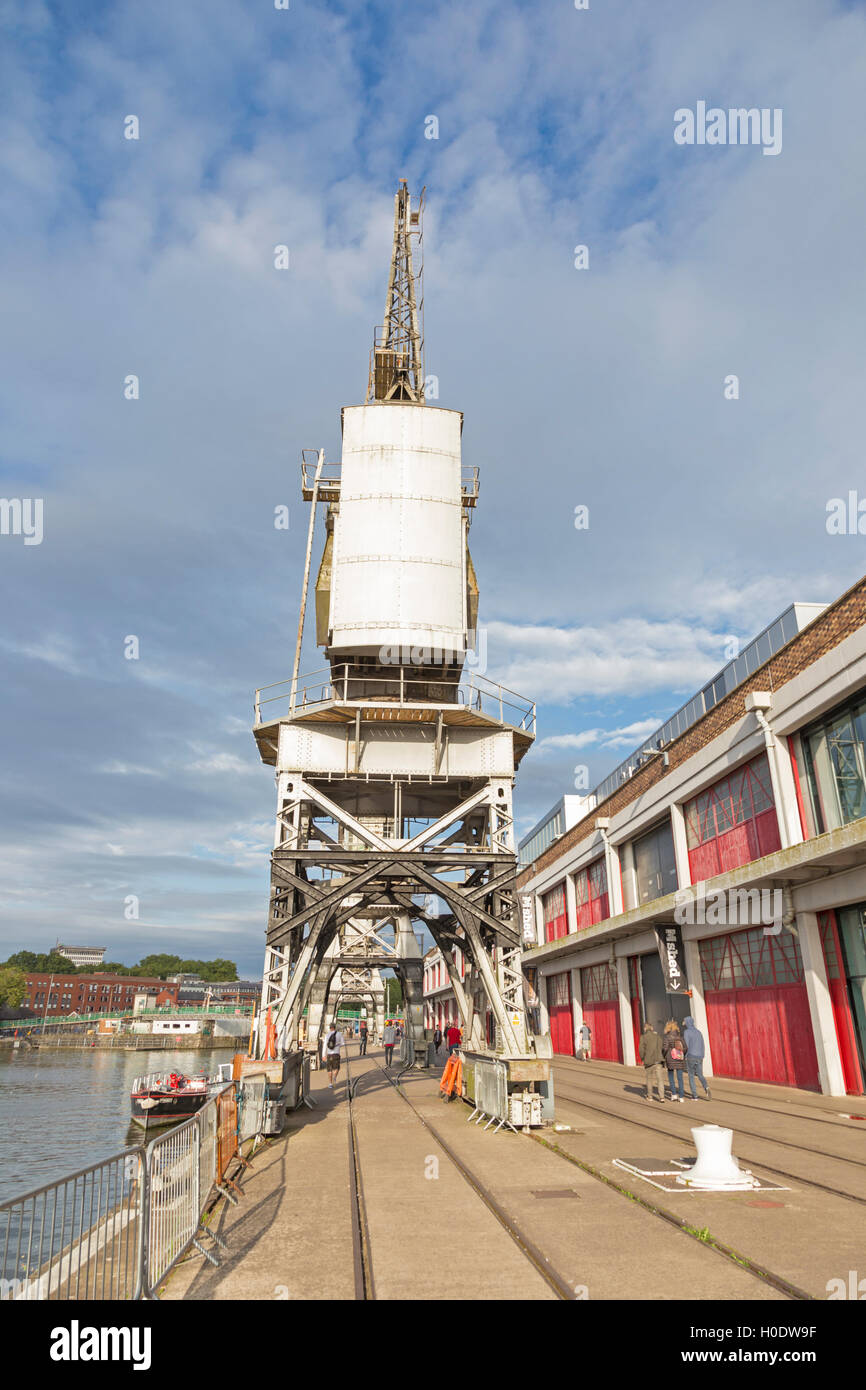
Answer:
255;664;536;734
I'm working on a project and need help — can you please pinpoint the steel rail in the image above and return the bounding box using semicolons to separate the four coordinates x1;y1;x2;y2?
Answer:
554;1055;866;1133
553;1061;866;1162
369;1057;577;1301
552;1082;866;1208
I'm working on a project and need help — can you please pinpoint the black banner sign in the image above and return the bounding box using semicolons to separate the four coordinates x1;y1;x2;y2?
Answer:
654;923;687;994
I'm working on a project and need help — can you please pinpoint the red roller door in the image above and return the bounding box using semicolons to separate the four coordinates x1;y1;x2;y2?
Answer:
700;927;819;1090
580;962;623;1062
547;971;574;1056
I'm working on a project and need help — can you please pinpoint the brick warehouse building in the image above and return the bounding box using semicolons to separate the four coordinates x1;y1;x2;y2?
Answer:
22;974;179;1017
517;573;866;1097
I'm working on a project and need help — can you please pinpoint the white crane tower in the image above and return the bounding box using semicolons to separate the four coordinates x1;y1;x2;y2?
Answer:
251;181;549;1100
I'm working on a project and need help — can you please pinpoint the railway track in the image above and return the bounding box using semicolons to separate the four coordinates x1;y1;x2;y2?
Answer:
556;1056;866;1134
343;1049;813;1301
551;1075;866;1207
344;1051;576;1300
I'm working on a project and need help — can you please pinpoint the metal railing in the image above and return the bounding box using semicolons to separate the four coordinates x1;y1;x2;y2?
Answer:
1;1149;146;1301
0;1083;245;1301
0;1005;255;1032
255;665;535;735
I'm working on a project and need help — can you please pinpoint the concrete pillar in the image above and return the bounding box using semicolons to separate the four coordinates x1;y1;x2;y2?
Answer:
616;956;635;1065
538;971;551;1036
620;840;637;912
773;737;805;848
797;909;846;1096
670;803;691;890
682;935;713;1078
306;977;330;1053
395;912;427;1067
570;965;583;1052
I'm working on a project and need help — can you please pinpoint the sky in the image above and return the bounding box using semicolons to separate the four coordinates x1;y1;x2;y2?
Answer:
2;0;865;978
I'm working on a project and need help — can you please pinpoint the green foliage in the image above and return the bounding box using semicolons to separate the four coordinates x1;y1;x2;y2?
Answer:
0;966;27;1009
1;950;239;982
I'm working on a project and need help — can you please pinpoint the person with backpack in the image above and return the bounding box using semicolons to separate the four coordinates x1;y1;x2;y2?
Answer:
682;1015;711;1100
322;1020;346;1089
638;1021;665;1102
662;1019;687;1101
579;1021;592;1060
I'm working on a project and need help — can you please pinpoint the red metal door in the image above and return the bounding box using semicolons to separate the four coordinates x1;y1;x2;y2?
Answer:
547;971;574;1056
704;987;819;1090
582;1000;622;1061
819;911;865;1095
701;927;820;1091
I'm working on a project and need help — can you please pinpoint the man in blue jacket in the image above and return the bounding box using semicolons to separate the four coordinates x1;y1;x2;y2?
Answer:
683;1016;711;1100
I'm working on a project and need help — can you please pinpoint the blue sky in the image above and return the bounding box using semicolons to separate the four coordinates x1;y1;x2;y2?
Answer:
2;0;866;977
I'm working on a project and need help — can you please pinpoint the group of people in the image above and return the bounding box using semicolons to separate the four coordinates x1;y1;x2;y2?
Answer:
432;1023;462;1056
638;1016;712;1102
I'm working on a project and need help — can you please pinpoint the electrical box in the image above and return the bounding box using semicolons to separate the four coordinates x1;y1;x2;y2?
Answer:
509;1091;543;1128
262;1099;286;1135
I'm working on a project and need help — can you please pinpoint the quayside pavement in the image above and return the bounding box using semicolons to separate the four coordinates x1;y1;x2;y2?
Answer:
158;1044;848;1302
547;1054;866;1301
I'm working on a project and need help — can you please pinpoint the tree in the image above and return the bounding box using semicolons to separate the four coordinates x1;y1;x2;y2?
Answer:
0;966;27;1010
383;976;403;1014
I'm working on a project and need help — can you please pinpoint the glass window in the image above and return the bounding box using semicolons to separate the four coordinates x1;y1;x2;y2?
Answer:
633;820;678;905
804;691;866;832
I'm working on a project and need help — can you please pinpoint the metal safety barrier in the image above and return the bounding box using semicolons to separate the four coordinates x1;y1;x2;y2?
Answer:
238;1079;266;1142
1;1149;146;1301
466;1055;515;1133
0;1082;245;1301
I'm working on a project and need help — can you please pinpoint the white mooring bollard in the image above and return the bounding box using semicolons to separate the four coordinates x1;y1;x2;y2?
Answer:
677;1124;760;1191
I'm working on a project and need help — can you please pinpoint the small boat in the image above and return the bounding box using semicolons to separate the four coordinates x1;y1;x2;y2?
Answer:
130;1070;226;1128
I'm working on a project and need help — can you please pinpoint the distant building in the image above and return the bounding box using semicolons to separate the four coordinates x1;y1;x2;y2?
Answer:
22;974;179;1018
176;980;259;1007
56;944;106;969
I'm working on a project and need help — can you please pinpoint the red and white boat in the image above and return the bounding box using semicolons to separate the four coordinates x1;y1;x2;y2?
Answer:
130;1070;224;1128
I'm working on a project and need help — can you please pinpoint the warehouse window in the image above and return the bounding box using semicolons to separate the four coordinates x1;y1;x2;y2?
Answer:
542;884;568;942
573;857;609;929
803;691;866;833
684;753;781;879
633;820;678;905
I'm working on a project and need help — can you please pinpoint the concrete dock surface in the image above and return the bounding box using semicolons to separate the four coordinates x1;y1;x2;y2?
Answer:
162;1044;864;1301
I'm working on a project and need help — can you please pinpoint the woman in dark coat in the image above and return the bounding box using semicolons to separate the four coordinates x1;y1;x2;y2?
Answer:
662;1019;687;1101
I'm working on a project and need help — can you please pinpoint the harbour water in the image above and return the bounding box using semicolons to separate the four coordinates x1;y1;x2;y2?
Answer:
0;1046;231;1204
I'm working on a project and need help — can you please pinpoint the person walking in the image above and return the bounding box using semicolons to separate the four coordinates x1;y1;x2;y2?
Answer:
359;1018;368;1056
322;1020;346;1090
446;1020;462;1055
638;1021;666;1102
433;1025;442;1053
579;1021;592;1060
682;1015;711;1100
662;1019;687;1101
382;1020;397;1067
